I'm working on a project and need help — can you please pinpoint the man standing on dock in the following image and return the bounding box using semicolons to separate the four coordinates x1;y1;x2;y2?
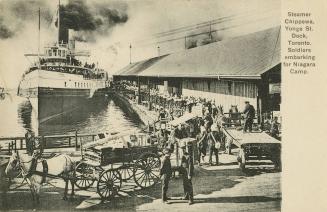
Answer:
180;144;194;205
160;148;172;204
243;101;255;133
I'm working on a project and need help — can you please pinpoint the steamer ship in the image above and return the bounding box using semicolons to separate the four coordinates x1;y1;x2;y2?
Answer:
18;7;109;124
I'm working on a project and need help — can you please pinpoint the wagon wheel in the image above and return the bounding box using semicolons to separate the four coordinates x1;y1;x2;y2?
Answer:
237;148;246;171
118;164;133;181
74;162;95;190
133;153;161;189
97;169;122;200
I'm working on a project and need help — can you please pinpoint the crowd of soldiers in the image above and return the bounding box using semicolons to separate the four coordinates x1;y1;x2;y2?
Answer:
157;99;281;205
157;100;228;205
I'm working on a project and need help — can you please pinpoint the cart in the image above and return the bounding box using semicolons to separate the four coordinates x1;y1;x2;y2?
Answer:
222;128;281;171
74;132;162;200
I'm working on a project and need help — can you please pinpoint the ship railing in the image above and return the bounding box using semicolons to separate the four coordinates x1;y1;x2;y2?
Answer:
0;131;106;154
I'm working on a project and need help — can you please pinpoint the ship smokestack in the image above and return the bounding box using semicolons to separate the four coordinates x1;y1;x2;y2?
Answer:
59;26;69;44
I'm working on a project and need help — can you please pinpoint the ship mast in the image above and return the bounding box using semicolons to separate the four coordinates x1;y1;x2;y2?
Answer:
57;0;60;44
38;8;41;69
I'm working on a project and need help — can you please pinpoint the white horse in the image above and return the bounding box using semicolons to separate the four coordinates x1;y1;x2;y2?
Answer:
5;151;76;204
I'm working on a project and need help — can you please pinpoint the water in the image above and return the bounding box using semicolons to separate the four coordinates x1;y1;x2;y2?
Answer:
0;93;141;138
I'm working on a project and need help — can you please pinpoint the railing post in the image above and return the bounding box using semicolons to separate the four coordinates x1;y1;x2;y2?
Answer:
80;139;83;157
68;137;71;147
14;139;17;151
20;139;23;149
75;130;78;150
8;143;11;154
92;135;95;141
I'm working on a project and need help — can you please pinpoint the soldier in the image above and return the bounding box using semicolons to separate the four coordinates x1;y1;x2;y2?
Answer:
243;101;255;132
160;148;172;204
204;111;213;132
158;107;166;120
197;125;207;165
208;124;220;166
180;144;194;205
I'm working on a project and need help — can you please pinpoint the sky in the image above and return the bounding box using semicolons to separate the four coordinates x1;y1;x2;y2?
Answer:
0;0;280;89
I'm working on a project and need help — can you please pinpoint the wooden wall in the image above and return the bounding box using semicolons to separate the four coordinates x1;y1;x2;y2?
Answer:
182;78;258;112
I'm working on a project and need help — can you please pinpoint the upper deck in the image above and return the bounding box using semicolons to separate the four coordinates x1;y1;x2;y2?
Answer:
24;41;107;80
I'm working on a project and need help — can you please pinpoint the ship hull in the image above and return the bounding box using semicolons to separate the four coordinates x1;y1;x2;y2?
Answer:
19;87;107;124
18;69;108;124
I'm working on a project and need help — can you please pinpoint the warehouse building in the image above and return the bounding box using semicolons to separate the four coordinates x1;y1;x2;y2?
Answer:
113;26;281;123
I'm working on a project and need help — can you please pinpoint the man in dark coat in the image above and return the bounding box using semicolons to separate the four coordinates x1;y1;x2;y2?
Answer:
180;146;194;205
243;101;255;132
197;126;207;165
160;149;172;203
204;111;213;132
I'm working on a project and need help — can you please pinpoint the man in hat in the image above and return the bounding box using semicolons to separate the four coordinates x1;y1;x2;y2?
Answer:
180;144;194;205
243;101;255;133
204;111;213;132
158;107;166;120
160;149;172;204
208;124;220;166
196;124;207;165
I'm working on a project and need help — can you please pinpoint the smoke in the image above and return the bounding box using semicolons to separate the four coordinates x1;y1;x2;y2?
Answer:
58;0;128;42
0;17;13;39
0;0;130;89
0;0;53;39
0;0;129;41
0;0;280;89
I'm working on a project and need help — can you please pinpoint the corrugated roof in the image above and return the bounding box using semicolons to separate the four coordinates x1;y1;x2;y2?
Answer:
114;26;281;79
114;55;168;77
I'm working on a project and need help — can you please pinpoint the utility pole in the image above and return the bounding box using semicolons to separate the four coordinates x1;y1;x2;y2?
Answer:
57;0;60;44
38;8;41;69
129;44;132;64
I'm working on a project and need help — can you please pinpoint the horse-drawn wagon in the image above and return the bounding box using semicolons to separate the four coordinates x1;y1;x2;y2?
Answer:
222;127;281;171
74;132;162;200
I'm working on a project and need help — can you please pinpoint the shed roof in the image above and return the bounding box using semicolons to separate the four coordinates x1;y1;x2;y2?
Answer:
114;55;168;77
114;26;281;79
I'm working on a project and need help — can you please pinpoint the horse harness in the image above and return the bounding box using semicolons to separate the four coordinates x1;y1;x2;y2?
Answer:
17;152;48;184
